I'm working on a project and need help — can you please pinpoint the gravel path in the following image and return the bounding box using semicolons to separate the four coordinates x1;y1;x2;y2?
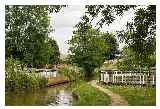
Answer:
89;80;128;106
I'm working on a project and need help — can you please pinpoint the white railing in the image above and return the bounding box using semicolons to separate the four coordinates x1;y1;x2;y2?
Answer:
35;69;57;79
100;70;156;85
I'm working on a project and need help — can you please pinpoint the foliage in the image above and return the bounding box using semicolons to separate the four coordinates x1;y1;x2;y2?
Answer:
116;46;141;70
72;81;110;105
48;38;60;64
5;5;61;67
117;5;156;69
68;23;106;79
82;5;135;28
58;65;85;81
102;84;156;106
5;57;48;92
101;32;119;60
81;5;156;69
101;63;118;71
117;46;155;70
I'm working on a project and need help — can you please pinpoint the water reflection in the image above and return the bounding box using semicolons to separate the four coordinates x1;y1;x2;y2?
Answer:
5;83;76;106
49;90;73;106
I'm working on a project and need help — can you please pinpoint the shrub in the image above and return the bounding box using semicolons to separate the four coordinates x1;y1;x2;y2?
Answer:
58;65;85;81
5;57;47;92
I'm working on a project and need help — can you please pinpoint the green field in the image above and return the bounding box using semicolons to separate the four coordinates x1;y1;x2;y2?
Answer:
100;84;156;106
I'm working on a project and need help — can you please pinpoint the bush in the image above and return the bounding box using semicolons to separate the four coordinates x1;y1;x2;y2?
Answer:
38;77;48;88
5;57;47;92
58;65;85;81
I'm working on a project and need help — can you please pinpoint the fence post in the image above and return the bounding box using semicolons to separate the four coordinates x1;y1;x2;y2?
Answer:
124;73;126;83
143;75;144;84
122;74;123;83
115;71;117;83
113;71;115;83
139;75;141;85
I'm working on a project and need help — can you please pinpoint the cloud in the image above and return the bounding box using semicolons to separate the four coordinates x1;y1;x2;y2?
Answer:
49;6;136;55
49;6;85;54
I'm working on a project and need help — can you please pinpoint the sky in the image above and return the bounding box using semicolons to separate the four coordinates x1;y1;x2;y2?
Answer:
49;5;135;55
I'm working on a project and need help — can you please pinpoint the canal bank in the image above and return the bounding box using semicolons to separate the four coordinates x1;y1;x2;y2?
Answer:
5;81;110;106
5;82;78;106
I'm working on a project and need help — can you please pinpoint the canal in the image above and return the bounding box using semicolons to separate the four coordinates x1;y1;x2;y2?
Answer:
5;83;79;106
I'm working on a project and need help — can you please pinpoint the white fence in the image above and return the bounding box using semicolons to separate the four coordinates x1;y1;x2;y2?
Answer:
100;70;156;85
35;69;57;79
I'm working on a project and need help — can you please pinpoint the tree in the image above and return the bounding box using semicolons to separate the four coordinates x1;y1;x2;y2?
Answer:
117;5;156;69
118;46;156;70
82;5;156;69
68;23;106;80
82;5;135;28
117;46;140;70
5;5;62;67
48;37;60;64
101;32;119;60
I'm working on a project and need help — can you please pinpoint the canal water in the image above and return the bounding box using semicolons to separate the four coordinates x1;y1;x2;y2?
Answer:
5;83;78;106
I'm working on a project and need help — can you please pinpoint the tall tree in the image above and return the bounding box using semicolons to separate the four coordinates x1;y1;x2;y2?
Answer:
101;32;119;60
5;5;62;67
48;37;60;64
68;23;106;79
117;5;156;69
82;5;156;69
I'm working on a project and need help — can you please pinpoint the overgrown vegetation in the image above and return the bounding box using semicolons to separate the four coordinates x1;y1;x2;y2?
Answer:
5;58;48;92
58;65;85;81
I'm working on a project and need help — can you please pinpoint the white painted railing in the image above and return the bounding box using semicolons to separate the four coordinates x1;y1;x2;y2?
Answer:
36;69;57;79
100;70;156;85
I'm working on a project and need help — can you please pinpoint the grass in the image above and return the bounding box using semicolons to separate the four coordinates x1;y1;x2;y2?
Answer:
101;63;117;70
100;83;156;106
72;81;110;106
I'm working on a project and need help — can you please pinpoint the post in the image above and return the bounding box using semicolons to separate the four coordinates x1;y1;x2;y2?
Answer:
115;71;117;83
139;75;141;85
122;74;123;83
113;74;114;83
124;74;126;83
100;72;103;81
103;73;105;82
104;73;106;83
143;75;145;84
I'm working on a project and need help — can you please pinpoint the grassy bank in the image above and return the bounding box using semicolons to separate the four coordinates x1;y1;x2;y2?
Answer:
72;81;110;106
100;84;156;106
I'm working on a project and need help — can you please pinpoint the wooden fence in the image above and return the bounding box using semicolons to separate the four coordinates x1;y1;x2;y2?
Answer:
100;69;156;85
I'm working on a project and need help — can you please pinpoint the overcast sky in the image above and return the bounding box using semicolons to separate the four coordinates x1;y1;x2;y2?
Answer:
49;5;135;55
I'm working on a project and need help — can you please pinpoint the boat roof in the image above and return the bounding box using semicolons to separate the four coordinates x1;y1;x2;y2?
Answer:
36;68;57;72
